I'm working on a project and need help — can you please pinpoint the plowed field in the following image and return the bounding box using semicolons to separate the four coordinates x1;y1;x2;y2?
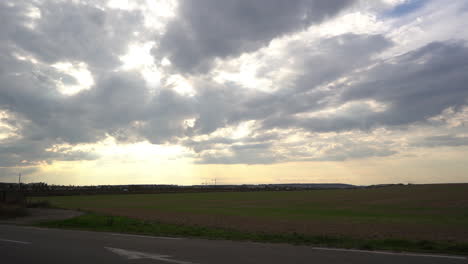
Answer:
39;184;468;242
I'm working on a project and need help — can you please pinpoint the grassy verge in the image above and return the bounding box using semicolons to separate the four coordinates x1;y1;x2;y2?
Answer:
36;213;468;255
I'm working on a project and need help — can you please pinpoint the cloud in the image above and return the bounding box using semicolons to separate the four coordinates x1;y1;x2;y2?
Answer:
137;88;196;143
0;0;467;168
180;37;468;164
0;0;148;166
1;0;143;69
0;137;99;168
183;137;237;153
253;34;392;123
340;41;468;127
255;40;468;134
173;34;393;140
413;135;468;148
195;142;282;165
191;128;400;164
155;0;357;73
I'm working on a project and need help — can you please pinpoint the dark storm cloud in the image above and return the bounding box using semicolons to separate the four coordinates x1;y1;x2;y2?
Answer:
156;0;356;73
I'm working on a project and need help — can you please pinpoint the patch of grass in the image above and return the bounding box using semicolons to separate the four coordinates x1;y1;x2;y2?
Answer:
32;184;468;251
33;184;468;227
36;213;468;255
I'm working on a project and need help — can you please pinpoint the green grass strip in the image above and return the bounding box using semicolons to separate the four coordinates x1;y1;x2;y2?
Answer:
35;213;468;255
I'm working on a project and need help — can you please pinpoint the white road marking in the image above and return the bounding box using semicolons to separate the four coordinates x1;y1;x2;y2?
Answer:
311;247;467;260
0;238;31;244
110;233;181;240
4;225;465;261
105;247;196;264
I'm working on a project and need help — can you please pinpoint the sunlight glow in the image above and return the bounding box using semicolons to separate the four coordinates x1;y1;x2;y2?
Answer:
107;0;177;30
120;42;155;70
119;42;163;89
0;110;19;141
23;5;41;29
52;62;94;95
165;74;196;97
295;100;389;119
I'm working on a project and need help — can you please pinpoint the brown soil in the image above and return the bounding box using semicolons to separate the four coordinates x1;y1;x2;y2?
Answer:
92;207;468;242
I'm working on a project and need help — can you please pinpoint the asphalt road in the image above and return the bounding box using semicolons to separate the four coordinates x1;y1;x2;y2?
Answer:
0;225;466;264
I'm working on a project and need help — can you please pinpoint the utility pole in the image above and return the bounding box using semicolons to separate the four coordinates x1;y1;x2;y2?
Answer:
18;172;21;191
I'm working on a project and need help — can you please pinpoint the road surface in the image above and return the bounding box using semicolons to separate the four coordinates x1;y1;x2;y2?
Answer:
0;225;466;264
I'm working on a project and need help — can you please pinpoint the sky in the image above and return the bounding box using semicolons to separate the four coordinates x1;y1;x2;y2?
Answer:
1;0;468;186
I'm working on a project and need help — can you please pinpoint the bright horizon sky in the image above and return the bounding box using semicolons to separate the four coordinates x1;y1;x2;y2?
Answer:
1;0;468;186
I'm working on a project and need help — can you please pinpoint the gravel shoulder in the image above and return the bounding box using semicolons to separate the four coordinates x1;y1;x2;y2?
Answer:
0;208;83;225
